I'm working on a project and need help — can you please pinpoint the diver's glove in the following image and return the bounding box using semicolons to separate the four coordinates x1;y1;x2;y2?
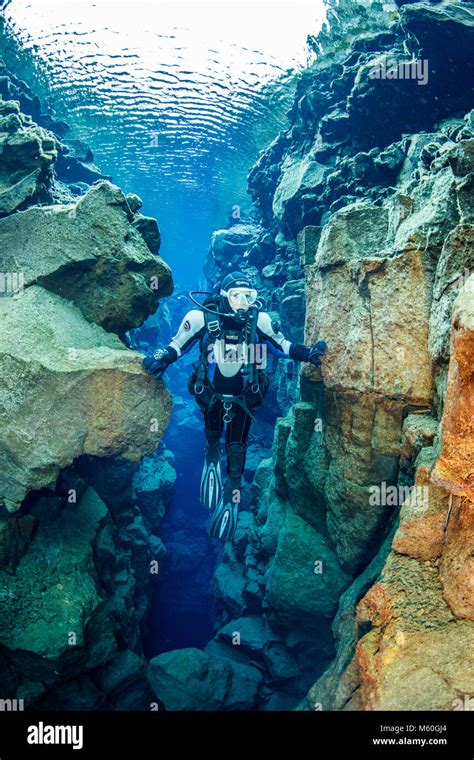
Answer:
142;346;176;377
307;340;327;366
289;340;327;365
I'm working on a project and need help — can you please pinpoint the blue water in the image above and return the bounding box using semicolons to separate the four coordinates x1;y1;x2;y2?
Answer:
1;0;326;654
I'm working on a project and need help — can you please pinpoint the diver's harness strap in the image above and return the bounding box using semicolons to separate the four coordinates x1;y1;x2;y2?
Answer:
193;303;260;422
193;307;221;395
213;392;256;423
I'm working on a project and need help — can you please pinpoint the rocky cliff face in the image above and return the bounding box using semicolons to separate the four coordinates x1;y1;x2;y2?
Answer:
299;145;473;711
200;0;474;710
0;83;175;708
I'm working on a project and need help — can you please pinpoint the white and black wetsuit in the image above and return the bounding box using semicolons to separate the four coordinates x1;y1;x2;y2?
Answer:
162;308;296;446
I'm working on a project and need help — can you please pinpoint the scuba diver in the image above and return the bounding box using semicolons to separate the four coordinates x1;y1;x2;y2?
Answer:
142;271;327;542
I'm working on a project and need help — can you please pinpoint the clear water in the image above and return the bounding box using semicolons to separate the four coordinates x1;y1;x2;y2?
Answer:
1;0;326;286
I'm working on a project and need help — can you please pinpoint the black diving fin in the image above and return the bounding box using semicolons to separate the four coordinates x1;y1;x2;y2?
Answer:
208;479;240;542
200;440;223;511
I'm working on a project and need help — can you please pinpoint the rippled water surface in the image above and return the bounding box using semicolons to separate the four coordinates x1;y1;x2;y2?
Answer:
1;0;325;282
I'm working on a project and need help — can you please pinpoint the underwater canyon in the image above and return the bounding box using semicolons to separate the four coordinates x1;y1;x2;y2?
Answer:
0;0;473;713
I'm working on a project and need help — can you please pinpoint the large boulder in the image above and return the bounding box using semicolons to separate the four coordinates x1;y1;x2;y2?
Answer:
147;647;262;710
0;180;172;332
265;508;351;628
291;198;439;570
204;223;260;279
0;286;172;511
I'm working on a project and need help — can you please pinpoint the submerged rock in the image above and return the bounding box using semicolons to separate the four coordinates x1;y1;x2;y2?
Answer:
55;148;112;186
0;58;112;188
0;487;116;679
132;448;176;534
265;508;351;627
204;222;260;280
147;647;262;710
0;98;58;215
0;286;172;512
429;224;474;363
299;525;396;712
0;482;160;709
305;205;433;402
314;269;474;711
392;448;449;561
0;180;172;332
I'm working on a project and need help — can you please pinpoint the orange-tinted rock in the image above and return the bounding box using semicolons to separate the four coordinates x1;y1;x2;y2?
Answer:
393;512;446;561
355;553;473;710
432;274;474;500
399;413;439;467
439;496;474;620
392;448;450;560
303;239;433;404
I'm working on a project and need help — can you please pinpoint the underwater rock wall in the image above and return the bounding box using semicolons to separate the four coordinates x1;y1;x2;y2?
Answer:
0;85;175;707
206;0;474;710
299;134;474;711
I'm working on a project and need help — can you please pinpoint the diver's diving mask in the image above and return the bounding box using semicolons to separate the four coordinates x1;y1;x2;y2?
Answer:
220;287;258;310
